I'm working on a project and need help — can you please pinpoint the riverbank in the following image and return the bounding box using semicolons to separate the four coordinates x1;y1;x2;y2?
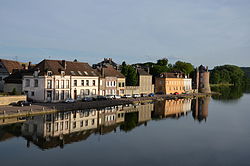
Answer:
0;93;216;119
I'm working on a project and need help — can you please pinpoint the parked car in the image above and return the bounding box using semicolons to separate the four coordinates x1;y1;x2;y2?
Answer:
114;95;121;99
96;95;108;101
106;95;115;99
132;94;140;98
148;93;155;97
122;94;132;98
141;93;148;97
64;98;76;103
173;92;179;95
82;97;94;102
16;101;32;107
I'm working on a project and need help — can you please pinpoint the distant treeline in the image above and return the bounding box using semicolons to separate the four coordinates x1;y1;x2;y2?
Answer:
120;58;250;86
121;58;194;86
210;65;250;86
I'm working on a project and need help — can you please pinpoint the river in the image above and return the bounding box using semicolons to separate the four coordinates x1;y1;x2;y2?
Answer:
0;87;250;166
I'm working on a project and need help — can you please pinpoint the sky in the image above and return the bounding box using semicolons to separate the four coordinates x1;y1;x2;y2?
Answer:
0;0;249;68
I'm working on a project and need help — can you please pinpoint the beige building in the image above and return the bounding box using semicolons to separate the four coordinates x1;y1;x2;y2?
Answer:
125;68;154;95
155;72;192;94
95;65;125;96
22;59;99;102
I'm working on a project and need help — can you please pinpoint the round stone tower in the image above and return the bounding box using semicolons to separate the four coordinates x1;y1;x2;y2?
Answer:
198;65;211;93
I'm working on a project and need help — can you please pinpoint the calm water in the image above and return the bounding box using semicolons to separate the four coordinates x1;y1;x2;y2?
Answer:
1;88;250;166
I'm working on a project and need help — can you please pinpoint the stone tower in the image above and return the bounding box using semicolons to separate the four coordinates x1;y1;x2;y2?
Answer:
193;65;211;93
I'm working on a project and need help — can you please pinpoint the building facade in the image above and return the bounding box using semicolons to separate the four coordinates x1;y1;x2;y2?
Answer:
95;65;125;96
155;72;192;94
0;59;22;92
22;59;99;102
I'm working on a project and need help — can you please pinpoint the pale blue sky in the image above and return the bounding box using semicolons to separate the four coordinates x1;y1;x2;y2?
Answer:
0;0;249;68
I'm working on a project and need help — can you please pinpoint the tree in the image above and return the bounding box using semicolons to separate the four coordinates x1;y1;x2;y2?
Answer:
121;62;138;86
210;65;245;85
157;58;168;66
172;61;194;75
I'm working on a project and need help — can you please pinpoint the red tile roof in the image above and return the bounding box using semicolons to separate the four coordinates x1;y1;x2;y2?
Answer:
0;59;23;73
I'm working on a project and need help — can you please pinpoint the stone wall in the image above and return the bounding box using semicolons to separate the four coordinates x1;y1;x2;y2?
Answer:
0;95;27;105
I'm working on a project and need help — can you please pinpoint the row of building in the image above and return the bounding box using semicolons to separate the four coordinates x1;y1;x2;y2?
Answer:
0;58;211;102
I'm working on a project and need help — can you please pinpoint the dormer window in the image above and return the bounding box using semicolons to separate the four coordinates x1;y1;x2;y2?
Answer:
61;71;65;76
71;71;75;75
47;71;52;77
84;71;88;75
34;71;39;77
78;71;82;75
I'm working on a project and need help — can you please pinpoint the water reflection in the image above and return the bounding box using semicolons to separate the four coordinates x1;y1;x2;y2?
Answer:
0;97;211;150
211;85;250;101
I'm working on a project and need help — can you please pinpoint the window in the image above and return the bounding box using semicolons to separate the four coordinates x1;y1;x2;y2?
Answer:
81;80;84;86
119;82;121;87
55;122;59;131
85;120;88;126
65;90;70;99
84;89;90;95
60;122;64;131
74;80;77;86
47;80;52;89
86;80;89;86
34;79;38;87
65;121;69;129
92;89;96;95
55;91;59;100
65;113;69;120
80;121;83;127
66;80;69;88
31;91;35;96
71;71;76;75
122;82;125;87
56;80;59;88
46;123;51;132
84;71;88;75
78;71;82;75
92;80;96;86
47;71;52;76
25;79;30;87
61;80;64;88
73;122;76;128
100;80;102;86
61;90;65;100
91;119;95;125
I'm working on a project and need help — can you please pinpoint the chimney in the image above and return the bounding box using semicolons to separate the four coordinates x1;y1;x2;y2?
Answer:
62;60;66;69
28;62;32;69
147;67;150;74
101;67;105;76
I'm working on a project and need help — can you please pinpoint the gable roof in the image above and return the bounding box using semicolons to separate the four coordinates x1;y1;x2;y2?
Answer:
137;68;151;76
95;66;125;78
31;59;98;76
0;59;23;73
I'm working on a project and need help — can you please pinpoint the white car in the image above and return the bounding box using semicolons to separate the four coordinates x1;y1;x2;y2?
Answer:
64;98;75;103
114;95;121;99
106;95;115;99
123;94;132;98
132;94;140;98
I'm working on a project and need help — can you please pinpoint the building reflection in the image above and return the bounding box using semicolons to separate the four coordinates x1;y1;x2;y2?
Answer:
0;97;210;149
192;97;210;122
153;99;192;119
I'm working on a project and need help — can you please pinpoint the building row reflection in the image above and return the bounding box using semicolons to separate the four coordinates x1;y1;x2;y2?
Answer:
0;97;210;149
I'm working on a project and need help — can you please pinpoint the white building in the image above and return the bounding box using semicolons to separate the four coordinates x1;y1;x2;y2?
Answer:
22;59;99;102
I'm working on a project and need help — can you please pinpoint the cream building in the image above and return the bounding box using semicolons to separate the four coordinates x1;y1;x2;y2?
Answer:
22;59;99;102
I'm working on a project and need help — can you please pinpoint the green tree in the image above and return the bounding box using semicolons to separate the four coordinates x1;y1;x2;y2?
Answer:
210;65;244;85
121;62;138;86
172;61;194;75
